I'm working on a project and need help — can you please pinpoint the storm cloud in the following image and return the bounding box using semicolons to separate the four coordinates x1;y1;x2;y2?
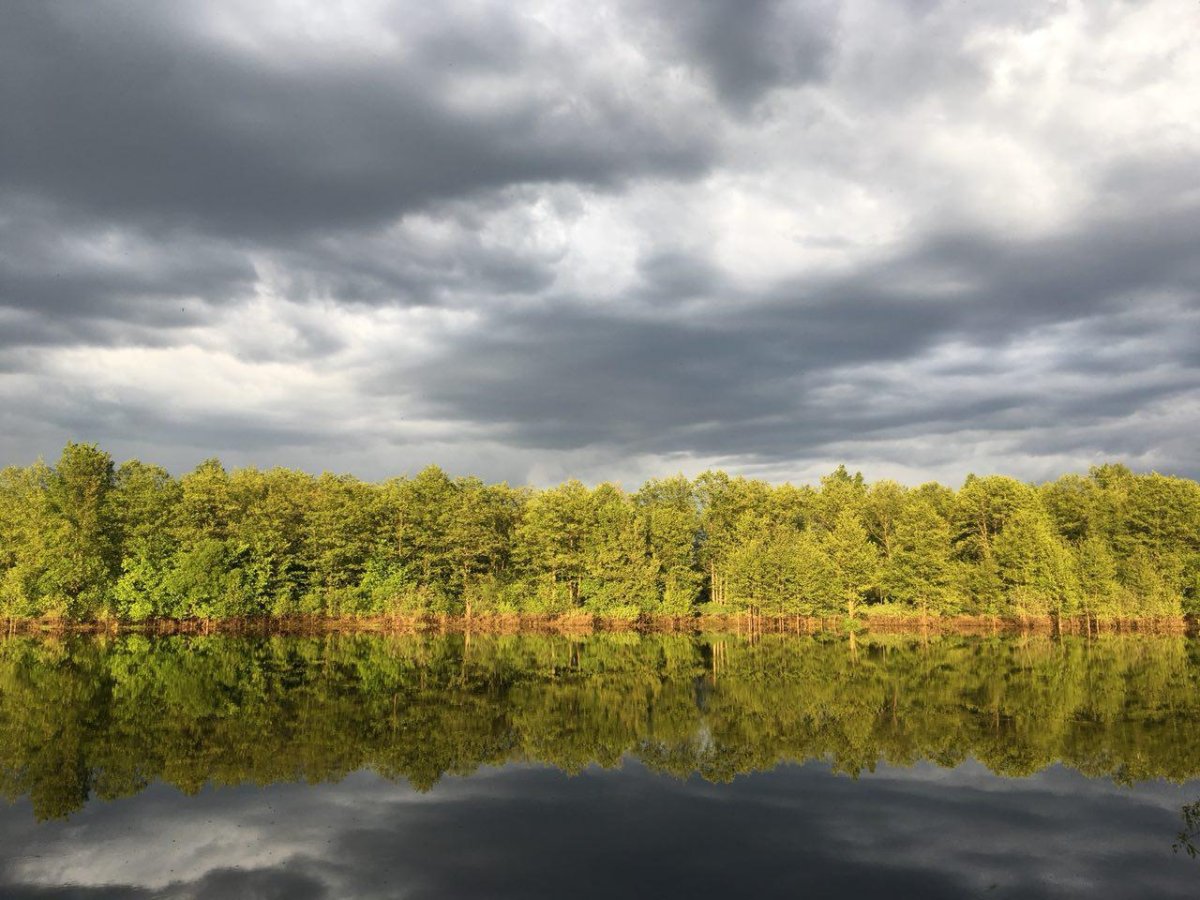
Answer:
2;762;1199;898
0;0;1197;484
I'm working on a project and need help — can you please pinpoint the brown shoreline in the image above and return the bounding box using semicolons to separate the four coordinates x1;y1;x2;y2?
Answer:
2;612;1194;637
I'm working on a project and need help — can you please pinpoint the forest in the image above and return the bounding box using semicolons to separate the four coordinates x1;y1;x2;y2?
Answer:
0;442;1198;624
3;631;1200;820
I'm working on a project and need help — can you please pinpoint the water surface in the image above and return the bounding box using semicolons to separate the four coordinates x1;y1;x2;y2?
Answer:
1;632;1198;897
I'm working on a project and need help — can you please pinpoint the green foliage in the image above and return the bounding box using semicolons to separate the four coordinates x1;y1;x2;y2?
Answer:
822;509;881;618
39;443;119;619
514;480;592;605
0;462;53;619
881;498;955;615
0;443;1197;622
580;484;658;614
992;507;1080;618
358;558;414;614
951;474;1033;560
3;632;1200;820
161;538;255;619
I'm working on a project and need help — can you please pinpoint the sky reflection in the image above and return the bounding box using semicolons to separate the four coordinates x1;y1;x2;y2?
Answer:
2;759;1196;899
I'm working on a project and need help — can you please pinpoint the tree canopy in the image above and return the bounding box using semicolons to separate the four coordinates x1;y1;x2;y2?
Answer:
3;631;1200;820
1;444;1197;623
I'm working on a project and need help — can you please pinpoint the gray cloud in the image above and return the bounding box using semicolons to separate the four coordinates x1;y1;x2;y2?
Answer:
0;199;256;331
0;2;715;241
637;0;840;110
1;762;1198;898
0;0;1196;483
399;197;1200;474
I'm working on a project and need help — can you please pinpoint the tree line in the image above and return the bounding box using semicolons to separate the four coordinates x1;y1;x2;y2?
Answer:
1;442;1198;623
3;631;1199;820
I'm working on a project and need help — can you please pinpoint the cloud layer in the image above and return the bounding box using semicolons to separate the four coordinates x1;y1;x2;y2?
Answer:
2;762;1198;898
1;0;1197;484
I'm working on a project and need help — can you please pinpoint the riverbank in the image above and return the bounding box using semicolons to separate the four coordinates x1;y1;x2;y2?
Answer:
3;611;1193;636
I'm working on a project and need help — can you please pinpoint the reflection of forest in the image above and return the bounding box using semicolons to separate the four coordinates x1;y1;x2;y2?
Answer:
3;633;1199;821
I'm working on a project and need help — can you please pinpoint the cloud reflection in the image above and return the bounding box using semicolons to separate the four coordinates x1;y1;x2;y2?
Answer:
1;761;1197;899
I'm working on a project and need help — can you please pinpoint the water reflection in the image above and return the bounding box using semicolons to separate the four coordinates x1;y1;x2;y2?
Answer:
1;632;1199;897
1175;799;1200;858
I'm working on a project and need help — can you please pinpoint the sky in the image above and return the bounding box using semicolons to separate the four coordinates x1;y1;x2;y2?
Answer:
1;0;1198;487
3;762;1198;898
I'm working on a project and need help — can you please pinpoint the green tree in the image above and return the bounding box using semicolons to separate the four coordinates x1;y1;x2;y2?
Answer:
821;509;880;619
1075;534;1120;620
881;498;954;615
951;474;1034;615
0;441;1197;625
992;506;1080;619
40;443;119;619
0;462;53;619
444;479;522;615
864;479;908;558
813;465;867;532
514;480;594;607
581;483;658;615
111;460;181;621
635;476;701;615
695;471;771;606
302;473;383;614
230;467;315;615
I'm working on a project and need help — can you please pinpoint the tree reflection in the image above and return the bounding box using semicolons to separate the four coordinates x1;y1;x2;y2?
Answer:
1175;801;1200;858
1;632;1199;821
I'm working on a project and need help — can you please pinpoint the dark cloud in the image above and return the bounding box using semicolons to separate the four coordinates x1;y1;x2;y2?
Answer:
400;197;1200;473
0;0;1196;482
0;199;256;330
0;2;716;241
638;0;840;110
635;250;729;302
0;763;1197;898
167;867;329;900
0;0;716;345
268;203;564;308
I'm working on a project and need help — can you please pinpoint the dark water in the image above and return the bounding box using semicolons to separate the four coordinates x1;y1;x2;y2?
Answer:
1;632;1198;898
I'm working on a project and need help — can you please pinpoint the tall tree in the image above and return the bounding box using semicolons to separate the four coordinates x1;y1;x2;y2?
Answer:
111;460;181;620
41;443;118;619
821;509;880;619
515;480;593;607
992;506;1080;619
881;498;954;616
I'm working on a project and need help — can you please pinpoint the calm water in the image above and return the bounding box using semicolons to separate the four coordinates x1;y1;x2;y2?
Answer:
1;632;1198;898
